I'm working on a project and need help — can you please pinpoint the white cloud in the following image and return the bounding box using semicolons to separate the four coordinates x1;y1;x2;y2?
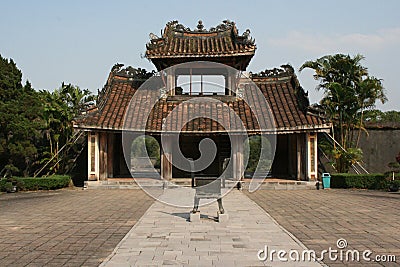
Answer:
268;27;400;54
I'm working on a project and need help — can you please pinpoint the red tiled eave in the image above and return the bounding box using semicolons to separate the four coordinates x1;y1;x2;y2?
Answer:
74;71;331;134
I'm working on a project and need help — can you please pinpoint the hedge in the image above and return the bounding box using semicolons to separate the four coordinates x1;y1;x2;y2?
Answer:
0;175;71;192
0;179;13;192
330;173;388;189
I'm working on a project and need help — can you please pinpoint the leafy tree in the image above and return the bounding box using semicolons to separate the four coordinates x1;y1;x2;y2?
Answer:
300;54;386;172
0;55;45;176
0;54;95;177
363;109;400;123
244;135;272;174
131;136;160;168
38;83;95;174
0;56;24;101
363;109;384;123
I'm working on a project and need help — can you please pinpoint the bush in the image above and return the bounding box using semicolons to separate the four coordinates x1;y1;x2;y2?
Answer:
392;180;400;187
330;173;387;189
0;180;13;192
388;180;400;191
0;175;71;192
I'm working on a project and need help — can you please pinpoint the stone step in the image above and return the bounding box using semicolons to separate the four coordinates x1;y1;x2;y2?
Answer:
242;181;317;190
132;171;160;178
85;179;318;190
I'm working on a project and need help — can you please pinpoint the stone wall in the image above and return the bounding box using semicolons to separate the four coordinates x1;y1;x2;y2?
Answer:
357;128;400;173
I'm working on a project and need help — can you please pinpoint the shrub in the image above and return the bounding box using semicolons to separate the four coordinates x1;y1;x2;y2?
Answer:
0;175;71;191
391;180;400;187
0;180;13;192
330;173;387;189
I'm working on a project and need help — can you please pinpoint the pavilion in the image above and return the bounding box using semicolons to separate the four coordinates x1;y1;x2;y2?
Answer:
73;20;331;182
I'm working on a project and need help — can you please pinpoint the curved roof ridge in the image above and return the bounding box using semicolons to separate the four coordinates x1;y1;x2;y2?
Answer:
145;20;256;70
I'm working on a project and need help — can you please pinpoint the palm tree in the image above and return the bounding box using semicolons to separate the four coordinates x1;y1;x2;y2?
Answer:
300;54;386;172
355;77;386;146
40;83;94;174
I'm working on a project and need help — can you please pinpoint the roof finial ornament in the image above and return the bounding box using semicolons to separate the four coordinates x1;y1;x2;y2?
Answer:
243;29;251;39
197;20;204;31
149;33;159;40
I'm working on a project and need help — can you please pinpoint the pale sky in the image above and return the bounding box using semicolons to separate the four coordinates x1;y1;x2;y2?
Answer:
1;0;399;110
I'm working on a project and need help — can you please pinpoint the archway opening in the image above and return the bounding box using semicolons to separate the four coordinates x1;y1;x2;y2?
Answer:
130;135;160;178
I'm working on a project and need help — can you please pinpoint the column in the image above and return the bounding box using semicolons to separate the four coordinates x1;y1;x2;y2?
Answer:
232;135;244;181
307;132;318;181
166;68;175;96
225;70;235;95
296;134;302;180
87;131;99;181
99;132;108;180
161;135;172;180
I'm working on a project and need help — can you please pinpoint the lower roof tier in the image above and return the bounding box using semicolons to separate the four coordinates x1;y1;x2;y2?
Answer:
74;67;331;134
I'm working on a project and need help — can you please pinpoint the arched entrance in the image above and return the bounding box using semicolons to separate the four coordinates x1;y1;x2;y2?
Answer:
130;135;160;178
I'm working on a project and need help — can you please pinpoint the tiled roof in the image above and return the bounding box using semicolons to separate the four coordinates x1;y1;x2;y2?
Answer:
145;20;256;70
74;69;330;134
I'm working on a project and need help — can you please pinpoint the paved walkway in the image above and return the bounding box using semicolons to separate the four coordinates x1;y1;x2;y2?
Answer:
1;187;399;266
0;189;153;266
101;189;322;266
246;189;400;267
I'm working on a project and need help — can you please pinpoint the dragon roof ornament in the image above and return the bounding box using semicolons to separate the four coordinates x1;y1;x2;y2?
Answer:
148;20;255;46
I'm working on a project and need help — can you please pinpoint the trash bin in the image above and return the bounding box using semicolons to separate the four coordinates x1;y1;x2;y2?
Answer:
322;173;331;189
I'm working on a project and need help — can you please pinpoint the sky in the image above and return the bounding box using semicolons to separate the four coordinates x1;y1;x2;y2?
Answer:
1;0;399;110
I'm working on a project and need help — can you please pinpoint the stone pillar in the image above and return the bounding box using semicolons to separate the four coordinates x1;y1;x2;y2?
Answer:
161;135;173;180
296;134;302;180
166;68;175;96
306;133;318;181
87;131;99;181
99;132;108;180
225;70;235;95
232;135;244;181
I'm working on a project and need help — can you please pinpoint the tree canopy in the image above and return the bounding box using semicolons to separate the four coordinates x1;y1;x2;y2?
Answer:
300;54;387;172
363;109;400;124
0;54;94;177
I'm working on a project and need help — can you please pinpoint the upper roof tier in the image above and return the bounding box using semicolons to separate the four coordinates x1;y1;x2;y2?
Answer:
145;20;256;71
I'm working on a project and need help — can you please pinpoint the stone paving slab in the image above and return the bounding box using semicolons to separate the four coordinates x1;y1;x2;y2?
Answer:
246;189;400;267
101;189;323;266
0;189;154;266
2;186;397;266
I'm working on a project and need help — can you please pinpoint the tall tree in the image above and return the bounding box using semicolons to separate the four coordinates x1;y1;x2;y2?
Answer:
39;83;95;174
0;55;45;177
0;54;95;177
300;54;386;172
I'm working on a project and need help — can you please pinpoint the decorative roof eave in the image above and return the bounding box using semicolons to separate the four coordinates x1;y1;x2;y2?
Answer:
148;19;255;43
146;51;256;59
145;20;256;69
73;123;332;134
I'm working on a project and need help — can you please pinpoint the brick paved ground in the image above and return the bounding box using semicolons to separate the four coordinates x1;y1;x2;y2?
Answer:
0;189;153;266
102;189;321;267
1;187;399;266
245;189;400;267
